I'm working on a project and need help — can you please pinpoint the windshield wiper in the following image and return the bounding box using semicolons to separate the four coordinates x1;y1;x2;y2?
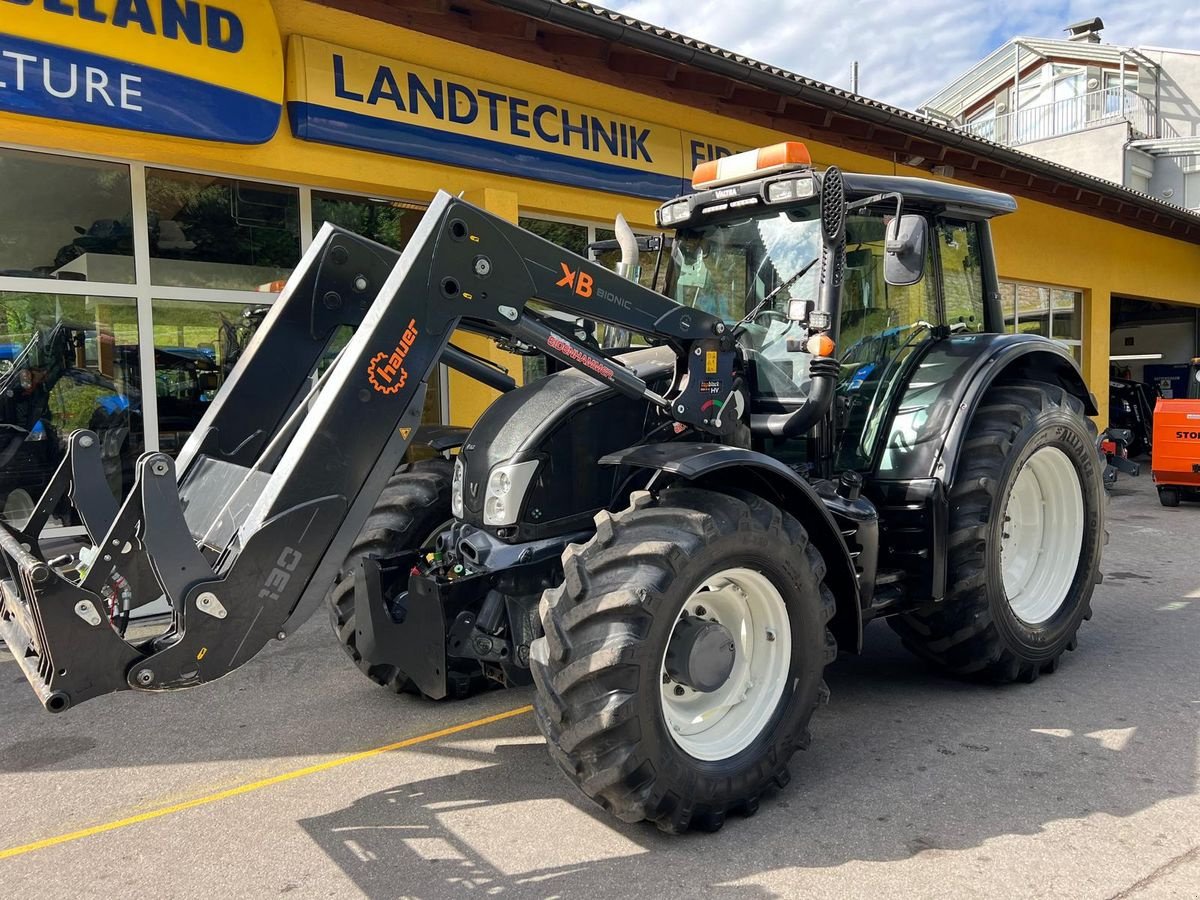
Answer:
740;255;820;326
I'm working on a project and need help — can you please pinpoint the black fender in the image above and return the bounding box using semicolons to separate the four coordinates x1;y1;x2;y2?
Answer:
874;333;1097;484
600;442;863;653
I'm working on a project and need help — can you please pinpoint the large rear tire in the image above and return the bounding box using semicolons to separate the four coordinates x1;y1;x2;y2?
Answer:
890;381;1104;682
326;458;480;699
530;487;836;832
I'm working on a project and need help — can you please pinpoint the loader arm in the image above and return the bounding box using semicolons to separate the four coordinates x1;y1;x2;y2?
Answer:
0;191;751;713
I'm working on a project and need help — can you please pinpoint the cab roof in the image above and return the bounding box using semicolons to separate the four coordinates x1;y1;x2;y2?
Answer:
842;173;1017;219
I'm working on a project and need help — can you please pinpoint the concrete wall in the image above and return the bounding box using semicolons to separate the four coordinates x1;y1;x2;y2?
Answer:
1019;120;1129;184
1146;155;1191;208
1140;48;1200;140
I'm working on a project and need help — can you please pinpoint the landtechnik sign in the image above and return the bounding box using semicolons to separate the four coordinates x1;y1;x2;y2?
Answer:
287;36;744;200
0;0;284;143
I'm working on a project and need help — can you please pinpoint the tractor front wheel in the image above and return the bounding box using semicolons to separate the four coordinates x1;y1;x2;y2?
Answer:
891;381;1104;682
327;458;483;699
530;487;836;832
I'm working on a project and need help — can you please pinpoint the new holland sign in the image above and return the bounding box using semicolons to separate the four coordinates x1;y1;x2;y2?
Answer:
286;36;745;200
0;0;284;143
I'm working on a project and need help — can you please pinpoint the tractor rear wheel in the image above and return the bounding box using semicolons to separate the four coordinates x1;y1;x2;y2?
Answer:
530;487;836;833
327;458;481;699
890;381;1104;682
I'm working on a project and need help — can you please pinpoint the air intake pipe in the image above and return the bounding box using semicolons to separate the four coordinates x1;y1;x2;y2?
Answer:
750;166;845;438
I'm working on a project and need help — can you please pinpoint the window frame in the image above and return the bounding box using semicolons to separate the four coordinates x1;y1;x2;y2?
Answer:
998;278;1083;359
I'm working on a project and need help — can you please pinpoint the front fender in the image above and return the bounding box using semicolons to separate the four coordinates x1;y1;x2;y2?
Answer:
875;333;1096;484
600;442;863;653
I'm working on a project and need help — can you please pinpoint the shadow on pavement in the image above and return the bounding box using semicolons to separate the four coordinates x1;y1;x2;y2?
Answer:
297;608;1198;897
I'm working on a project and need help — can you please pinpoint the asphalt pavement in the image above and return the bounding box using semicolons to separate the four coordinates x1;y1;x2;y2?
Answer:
1;470;1197;898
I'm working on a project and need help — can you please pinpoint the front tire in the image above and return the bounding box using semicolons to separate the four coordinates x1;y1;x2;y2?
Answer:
530;488;836;832
891;381;1104;682
327;458;481;698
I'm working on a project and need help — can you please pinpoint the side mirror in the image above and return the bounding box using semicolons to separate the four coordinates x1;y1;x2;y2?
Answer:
884;215;928;286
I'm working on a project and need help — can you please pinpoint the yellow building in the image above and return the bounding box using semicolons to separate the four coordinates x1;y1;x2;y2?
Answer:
2;0;1198;524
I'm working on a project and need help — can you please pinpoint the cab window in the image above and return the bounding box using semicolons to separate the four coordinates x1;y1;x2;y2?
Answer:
937;219;986;334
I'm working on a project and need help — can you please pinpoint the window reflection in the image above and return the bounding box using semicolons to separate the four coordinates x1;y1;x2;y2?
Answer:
312;191;426;250
0;148;134;283
150;299;268;453
0;292;142;525
146;170;300;290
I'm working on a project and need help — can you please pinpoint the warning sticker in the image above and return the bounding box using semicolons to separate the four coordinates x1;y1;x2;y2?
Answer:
705;350;718;374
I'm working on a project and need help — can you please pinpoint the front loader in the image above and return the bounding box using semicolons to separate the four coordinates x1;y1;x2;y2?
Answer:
1;144;1104;833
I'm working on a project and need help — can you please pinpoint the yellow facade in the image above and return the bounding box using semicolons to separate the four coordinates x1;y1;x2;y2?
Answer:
5;0;1200;423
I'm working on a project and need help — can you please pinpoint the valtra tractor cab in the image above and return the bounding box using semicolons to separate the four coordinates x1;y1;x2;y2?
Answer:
0;144;1105;833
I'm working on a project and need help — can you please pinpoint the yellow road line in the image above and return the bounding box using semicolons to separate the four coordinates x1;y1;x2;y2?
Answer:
0;704;534;861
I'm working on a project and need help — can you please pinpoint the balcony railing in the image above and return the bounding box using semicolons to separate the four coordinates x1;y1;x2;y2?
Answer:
961;87;1160;146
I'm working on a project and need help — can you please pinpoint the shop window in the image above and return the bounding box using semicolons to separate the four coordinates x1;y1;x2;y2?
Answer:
149;299;267;454
149;299;443;456
1000;280;1082;360
519;217;589;256
145;170;300;290
0;292;142;525
0;148;134;283
312;192;426;251
937;220;985;333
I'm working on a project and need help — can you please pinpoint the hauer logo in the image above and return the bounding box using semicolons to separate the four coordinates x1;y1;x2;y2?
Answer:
556;262;593;298
367;319;419;394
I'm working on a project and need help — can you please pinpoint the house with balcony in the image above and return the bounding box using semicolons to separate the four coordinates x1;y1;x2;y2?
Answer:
921;18;1200;210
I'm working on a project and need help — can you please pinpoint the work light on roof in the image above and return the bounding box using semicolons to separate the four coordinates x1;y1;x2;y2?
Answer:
692;142;813;189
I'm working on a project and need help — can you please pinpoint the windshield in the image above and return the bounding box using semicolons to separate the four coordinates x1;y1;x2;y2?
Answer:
665;206;822;322
664;206;824;409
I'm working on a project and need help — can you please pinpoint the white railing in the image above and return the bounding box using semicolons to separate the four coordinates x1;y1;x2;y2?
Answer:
962;87;1160;146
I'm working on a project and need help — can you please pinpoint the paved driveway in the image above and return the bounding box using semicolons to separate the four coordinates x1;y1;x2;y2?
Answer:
1;471;1197;898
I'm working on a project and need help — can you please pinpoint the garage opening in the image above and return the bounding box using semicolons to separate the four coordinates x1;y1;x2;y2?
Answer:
1109;296;1200;455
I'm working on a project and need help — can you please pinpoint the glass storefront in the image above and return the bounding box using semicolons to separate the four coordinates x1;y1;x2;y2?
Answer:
0;147;440;531
0;291;141;525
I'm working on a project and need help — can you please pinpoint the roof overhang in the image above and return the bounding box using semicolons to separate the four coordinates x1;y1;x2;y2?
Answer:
313;0;1200;244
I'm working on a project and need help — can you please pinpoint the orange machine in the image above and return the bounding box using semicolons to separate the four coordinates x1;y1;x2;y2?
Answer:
1152;357;1200;507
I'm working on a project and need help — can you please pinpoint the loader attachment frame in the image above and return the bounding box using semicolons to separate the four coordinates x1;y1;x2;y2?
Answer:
0;190;762;712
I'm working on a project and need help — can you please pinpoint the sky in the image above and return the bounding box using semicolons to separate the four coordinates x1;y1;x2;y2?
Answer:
604;0;1200;110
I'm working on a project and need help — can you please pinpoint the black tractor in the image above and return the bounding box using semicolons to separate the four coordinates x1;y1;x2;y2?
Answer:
1;144;1104;835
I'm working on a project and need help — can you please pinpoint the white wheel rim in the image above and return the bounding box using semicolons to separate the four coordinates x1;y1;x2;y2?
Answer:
1000;446;1084;625
660;567;791;761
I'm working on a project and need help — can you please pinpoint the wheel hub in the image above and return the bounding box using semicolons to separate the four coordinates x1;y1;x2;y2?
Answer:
664;617;736;692
659;567;792;761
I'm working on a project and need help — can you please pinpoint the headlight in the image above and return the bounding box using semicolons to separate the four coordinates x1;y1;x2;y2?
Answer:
483;460;539;527
656;199;690;227
766;175;816;203
451;457;464;519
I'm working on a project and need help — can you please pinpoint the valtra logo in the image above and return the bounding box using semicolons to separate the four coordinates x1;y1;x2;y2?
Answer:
367;318;419;394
